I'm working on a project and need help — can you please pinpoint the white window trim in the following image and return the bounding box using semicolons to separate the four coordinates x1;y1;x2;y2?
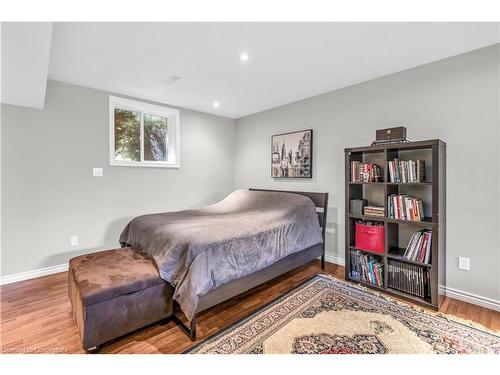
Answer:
109;95;180;168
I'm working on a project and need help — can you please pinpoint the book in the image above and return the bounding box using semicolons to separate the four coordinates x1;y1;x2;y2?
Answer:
349;250;384;287
388;259;430;298
419;233;429;263
424;231;432;264
387;158;426;183
387;194;425;221
363;206;385;217
402;229;432;264
350;161;383;183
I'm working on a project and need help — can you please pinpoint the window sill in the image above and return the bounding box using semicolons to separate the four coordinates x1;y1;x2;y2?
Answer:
110;161;180;169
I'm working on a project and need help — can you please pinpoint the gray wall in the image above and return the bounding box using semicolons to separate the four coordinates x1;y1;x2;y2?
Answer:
234;44;500;301
2;46;499;303
1;80;235;275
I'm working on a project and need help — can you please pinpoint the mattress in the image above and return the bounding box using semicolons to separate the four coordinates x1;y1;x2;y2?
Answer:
119;189;323;319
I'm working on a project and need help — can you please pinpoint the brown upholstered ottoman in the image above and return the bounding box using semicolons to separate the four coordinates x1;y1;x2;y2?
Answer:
68;247;173;352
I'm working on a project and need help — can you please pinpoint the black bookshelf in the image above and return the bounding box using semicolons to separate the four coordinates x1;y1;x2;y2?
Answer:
344;139;446;309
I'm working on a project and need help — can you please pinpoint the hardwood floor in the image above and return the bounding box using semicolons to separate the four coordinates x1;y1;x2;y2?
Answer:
1;260;499;354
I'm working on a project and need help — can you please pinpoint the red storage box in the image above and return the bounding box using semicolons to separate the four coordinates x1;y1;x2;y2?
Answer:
355;222;385;253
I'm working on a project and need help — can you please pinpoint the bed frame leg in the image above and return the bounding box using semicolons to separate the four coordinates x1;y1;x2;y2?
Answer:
172;314;197;341
190;317;197;341
321;254;325;270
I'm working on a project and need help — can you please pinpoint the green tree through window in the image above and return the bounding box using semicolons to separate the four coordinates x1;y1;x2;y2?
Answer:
110;96;179;167
144;114;168;161
114;108;140;161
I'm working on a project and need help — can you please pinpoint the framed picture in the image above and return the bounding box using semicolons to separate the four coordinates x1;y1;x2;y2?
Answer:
271;129;312;178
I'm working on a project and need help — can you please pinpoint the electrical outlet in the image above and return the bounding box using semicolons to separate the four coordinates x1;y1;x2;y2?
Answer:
93;168;103;177
70;236;79;247
458;257;470;271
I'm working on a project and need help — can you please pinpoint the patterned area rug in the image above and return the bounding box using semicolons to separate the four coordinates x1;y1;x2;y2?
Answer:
187;275;500;354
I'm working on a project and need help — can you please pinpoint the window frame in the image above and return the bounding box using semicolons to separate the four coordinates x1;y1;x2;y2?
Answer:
109;95;180;168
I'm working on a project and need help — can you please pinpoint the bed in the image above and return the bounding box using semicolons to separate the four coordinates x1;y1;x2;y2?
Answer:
119;188;328;340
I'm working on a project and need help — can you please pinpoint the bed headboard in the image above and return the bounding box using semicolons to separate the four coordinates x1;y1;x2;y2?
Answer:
249;188;329;266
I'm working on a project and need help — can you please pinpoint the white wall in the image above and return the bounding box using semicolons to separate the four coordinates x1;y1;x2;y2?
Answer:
1;80;235;275
234;44;500;301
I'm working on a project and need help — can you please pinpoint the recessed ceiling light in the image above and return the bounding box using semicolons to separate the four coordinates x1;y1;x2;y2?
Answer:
240;53;249;61
213;101;220;108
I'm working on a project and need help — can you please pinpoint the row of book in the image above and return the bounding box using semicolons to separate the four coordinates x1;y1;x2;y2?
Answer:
349;250;384;287
388;259;430;299
350;161;383;183
388;158;426;183
387;194;425;221
363;206;385;217
403;229;432;264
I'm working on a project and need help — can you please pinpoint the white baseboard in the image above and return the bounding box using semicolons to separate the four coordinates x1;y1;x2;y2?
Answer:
324;254;345;266
0;264;68;286
5;255;345;286
325;256;499;312
439;285;500;312
2;259;499;313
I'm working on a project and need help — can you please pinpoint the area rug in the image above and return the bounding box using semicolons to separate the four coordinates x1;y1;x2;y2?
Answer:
187;275;500;354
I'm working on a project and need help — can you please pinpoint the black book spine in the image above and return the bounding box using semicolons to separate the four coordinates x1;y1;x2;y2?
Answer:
419;266;422;297
396;261;399;291
401;263;408;292
427;269;431;299
398;262;401;291
409;264;412;295
389;262;393;289
416;266;420;297
412;264;415;296
421;267;424;298
420;267;424;298
401;262;404;292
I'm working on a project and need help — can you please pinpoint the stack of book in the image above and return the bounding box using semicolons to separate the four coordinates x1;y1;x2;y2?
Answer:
387;159;425;183
388;259;430;299
351;161;383;183
349;250;384;287
403;230;432;264
387;194;425;221
363;206;385;217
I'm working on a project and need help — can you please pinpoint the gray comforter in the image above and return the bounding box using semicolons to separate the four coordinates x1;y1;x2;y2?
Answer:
119;189;323;319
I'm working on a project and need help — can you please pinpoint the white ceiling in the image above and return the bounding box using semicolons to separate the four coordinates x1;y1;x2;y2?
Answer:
4;23;500;117
1;22;53;109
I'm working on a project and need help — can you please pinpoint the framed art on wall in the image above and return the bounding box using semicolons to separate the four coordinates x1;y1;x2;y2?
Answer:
271;129;312;178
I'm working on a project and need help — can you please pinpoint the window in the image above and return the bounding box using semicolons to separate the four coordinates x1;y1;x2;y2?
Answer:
109;96;180;168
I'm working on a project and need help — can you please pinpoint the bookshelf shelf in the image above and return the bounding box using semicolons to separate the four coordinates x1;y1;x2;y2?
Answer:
385;217;437;227
348;246;384;256
386;249;432;268
347;213;437;227
384;287;433;307
348;213;385;221
347;276;384;291
345;139;446;310
349;182;433;187
347;276;434;307
349;182;385;185
386;182;432;186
